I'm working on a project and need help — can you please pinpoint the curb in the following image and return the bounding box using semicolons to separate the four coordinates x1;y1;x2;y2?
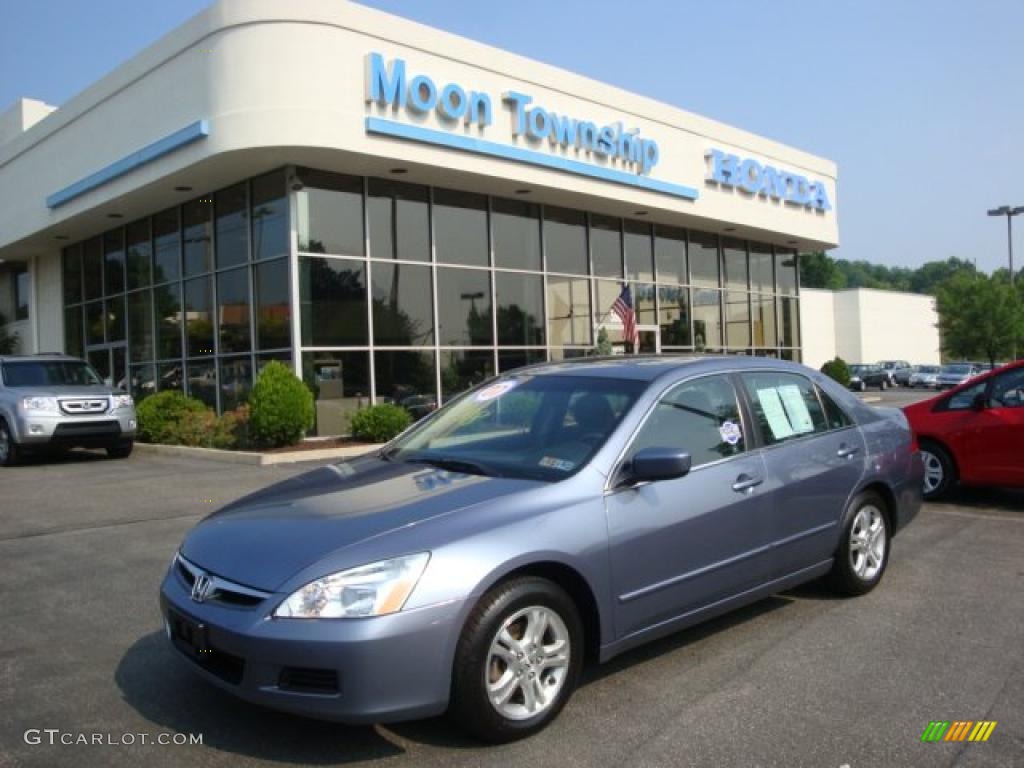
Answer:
134;441;384;466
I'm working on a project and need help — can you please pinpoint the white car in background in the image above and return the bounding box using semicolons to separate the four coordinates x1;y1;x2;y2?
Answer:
908;365;941;389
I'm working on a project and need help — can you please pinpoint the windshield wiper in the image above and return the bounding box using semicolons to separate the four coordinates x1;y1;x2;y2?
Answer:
404;456;498;477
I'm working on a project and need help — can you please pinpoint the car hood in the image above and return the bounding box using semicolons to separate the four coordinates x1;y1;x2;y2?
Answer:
180;454;542;591
13;385;119;397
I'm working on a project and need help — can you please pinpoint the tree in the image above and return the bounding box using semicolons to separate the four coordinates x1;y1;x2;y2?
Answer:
799;251;846;290
909;257;978;295
936;273;1023;366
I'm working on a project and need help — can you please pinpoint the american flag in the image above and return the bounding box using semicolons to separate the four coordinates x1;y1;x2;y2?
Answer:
611;283;639;351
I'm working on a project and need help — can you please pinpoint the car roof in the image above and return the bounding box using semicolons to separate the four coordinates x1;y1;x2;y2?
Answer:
504;354;812;382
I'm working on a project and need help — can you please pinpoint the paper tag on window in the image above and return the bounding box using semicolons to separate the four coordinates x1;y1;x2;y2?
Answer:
539;456;575;472
719;420;742;446
475;380;518;402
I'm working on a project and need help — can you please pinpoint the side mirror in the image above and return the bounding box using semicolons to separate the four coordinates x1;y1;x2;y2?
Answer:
621;447;692;487
971;392;987;411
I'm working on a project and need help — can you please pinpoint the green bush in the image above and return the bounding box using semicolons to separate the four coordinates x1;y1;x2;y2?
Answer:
136;391;207;444
248;361;314;448
821;357;851;388
350;404;412;443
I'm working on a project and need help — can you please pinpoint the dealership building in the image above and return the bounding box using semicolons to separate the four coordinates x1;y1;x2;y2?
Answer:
0;0;840;432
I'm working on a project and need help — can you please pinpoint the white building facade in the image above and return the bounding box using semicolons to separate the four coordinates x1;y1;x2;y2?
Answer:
0;0;839;428
800;287;941;369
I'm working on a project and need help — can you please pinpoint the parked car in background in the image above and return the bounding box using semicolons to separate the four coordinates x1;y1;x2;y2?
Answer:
908;365;941;389
0;354;137;466
935;363;983;390
879;361;913;387
161;356;921;741
848;364;892;391
904;360;1024;499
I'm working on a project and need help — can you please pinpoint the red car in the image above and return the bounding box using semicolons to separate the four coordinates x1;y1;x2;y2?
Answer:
903;360;1024;499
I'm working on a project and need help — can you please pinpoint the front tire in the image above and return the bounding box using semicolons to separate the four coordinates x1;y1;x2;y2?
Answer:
106;439;134;459
450;577;583;743
0;419;21;467
827;491;890;596
919;441;955;500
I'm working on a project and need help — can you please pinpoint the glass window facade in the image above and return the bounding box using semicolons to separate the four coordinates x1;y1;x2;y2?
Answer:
60;166;802;431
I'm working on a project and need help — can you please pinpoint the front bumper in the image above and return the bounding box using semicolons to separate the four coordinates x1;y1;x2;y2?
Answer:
159;564;462;724
13;409;136;447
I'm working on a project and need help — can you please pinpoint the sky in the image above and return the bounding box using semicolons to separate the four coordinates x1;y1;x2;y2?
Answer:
1;0;1022;273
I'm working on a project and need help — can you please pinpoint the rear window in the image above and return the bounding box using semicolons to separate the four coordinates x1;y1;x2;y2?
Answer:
1;360;102;387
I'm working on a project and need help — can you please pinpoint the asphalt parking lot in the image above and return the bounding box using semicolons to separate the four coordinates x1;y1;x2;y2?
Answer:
1;446;1021;768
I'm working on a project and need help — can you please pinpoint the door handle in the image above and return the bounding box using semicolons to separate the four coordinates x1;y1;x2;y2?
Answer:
732;474;764;493
837;444;860;459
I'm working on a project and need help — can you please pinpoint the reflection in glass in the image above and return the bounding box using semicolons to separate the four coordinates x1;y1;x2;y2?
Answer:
544;207;587;275
125;220;151;290
184;277;214;357
220;356;252;411
722;237;748;290
372;262;434;346
725;291;751;347
254;258;291;350
689;231;719;287
298;256;367;347
492;198;541;271
64;305;84;358
547;275;591;347
624;220;653;282
374;350;437;419
693;288;722;350
129;363;157;402
84;238;103;300
104;229;125;296
749;242;773;293
217;267;251;353
302;351;370;436
368;179;430;262
85;301;104;345
296;169;364;256
154;282;182;360
495;272;544;346
153;207;181;283
658;285;691;346
780;297;800;347
251;170;288;261
158;362;184;392
752;293;777;347
434;189;488;266
590;214;622;278
776;249;798;295
440;350;494;402
215;183;249;269
127;290;153;362
187;358;217;408
655;225;687;285
498;349;546;373
63;245;83;304
437;267;492;346
182;198;213;276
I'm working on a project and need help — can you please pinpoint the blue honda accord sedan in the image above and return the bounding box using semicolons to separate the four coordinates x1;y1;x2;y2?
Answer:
160;356;922;742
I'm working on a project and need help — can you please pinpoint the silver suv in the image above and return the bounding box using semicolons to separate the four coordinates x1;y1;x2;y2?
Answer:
0;354;137;466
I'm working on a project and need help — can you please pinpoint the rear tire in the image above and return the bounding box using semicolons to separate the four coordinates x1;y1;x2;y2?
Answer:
0;419;20;466
919;441;955;500
106;439;134;459
827;491;890;596
450;577;584;743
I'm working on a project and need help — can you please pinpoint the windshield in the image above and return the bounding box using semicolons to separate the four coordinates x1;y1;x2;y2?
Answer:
849;365;869;374
943;365;971;375
384;374;646;481
1;360;103;388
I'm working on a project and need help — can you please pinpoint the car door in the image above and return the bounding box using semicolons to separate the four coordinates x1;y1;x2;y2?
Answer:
737;371;866;578
963;366;1024;485
605;374;773;640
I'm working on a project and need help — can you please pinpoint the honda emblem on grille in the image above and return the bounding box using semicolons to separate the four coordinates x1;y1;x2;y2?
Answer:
191;572;214;603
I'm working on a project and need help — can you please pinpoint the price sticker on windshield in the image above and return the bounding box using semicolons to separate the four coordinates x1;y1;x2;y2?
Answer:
475;380;519;402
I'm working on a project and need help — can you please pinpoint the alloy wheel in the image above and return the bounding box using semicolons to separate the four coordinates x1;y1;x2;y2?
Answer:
921;449;944;495
485;605;571;721
849;505;886;581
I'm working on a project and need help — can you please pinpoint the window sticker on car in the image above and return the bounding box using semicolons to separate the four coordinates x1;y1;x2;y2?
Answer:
778;385;815;434
758;387;796;440
539;456;575;472
475;380;519;403
719;420;742;446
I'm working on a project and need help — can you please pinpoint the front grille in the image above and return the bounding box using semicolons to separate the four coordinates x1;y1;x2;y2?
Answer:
59;398;109;415
52;420;120;437
278;667;340;695
175;555;270;608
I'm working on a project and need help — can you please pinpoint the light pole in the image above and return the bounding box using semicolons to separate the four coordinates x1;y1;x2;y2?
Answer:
987;205;1024;285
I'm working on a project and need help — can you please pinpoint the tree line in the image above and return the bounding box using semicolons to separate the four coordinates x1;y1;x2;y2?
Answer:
800;252;1023;366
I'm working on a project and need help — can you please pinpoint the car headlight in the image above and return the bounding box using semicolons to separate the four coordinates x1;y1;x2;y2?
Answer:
112;394;134;409
21;396;58;413
273;553;430;619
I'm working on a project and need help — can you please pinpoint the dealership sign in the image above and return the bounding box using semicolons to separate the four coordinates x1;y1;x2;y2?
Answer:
363;53;699;200
705;149;831;212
